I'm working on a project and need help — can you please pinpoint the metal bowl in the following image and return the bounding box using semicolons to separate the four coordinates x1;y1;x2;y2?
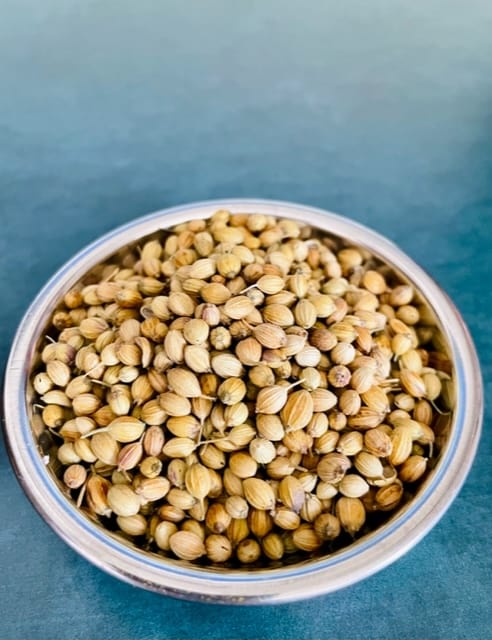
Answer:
2;199;482;604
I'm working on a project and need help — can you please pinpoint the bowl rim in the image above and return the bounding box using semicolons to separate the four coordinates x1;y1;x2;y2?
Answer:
2;198;483;604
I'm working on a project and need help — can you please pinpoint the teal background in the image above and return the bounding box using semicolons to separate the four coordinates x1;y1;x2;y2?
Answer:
1;1;491;638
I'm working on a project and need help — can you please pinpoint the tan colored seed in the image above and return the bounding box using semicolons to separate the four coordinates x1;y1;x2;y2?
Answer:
205;534;233;562
63;464;87;489
364;428;393;458
278;476;305;513
169;531;206;560
294;299;317;329
107;484;141;517
255;385;289;414
256;414;285;441
249;438;276;464
117;442;143;470
162;437;196;458
389;425;414;466
280;390;314;431
86;474;111;517
72;393;101;416
310;388;337;413
159;392;191;416
167;368;202;398
354;451;384;479
139;456;163;479
105;416;145;442
362;270;386;294
90;432;120;466
399;455;428;483
224;296;255;319
314;513;341;541
211;353;244;378
375;482;404;511
336;431;364;456
292;524;322;551
154;521;179;550
217;378;246;405
317;453;351;484
336;496;366;535
339;474;370;498
236;538;261;563
243;478;276;510
201;282;231;304
185;463;212;501
135;477;170;502
253;323;287;349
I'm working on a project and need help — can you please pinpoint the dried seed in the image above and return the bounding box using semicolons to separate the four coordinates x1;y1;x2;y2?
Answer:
169;531;205;560
243;478;276;510
336;496;366;535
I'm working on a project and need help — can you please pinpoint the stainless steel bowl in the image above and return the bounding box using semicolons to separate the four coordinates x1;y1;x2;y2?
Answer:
2;199;483;604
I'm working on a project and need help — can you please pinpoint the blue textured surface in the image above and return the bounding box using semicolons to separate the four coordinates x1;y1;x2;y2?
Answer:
1;1;491;639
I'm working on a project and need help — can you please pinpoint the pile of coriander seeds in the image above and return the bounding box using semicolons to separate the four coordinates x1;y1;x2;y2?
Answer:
31;210;453;566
